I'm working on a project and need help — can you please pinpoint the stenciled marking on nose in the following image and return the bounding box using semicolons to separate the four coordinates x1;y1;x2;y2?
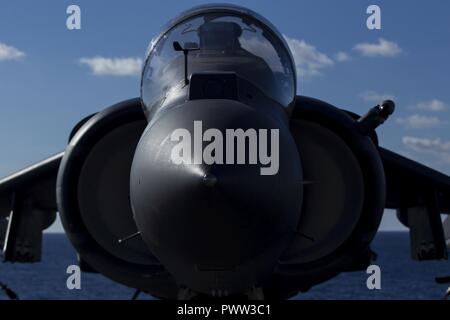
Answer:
169;120;280;176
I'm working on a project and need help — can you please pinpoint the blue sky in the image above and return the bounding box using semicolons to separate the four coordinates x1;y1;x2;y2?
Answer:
1;0;450;232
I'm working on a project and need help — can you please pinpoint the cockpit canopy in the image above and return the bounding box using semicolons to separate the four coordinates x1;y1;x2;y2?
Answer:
141;5;297;117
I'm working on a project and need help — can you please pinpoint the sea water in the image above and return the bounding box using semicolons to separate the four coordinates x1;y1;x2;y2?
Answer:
0;232;448;300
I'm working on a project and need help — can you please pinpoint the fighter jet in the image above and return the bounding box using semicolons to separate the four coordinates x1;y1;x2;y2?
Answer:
0;4;449;300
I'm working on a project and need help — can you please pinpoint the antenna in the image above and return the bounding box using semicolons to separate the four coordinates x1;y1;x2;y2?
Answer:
173;41;200;85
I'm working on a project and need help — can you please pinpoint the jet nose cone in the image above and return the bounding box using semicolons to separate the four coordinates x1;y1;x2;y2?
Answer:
130;99;302;295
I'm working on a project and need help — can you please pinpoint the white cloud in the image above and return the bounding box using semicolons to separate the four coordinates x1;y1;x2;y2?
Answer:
360;91;395;103
80;57;142;76
354;38;401;57
403;136;450;153
403;136;450;163
334;51;350;62
396;114;445;129
411;99;448;112
240;37;284;73
0;42;25;61
284;35;334;78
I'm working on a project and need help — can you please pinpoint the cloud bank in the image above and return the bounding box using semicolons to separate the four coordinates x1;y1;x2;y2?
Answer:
396;114;445;129
411;99;448;112
284;36;334;78
354;38;401;57
0;42;25;61
403;136;450;163
80;57;142;76
360;91;395;103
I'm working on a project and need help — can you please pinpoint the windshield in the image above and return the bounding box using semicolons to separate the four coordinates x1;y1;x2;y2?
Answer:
141;11;296;116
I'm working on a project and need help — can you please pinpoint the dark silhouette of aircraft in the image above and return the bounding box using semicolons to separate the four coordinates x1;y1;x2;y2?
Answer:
0;4;449;300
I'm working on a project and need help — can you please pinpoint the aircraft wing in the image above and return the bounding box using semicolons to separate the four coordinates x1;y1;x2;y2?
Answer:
380;147;450;260
1;144;448;263
0;153;63;262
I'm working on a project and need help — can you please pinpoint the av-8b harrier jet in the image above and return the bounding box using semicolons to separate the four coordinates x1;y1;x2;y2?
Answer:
0;4;449;299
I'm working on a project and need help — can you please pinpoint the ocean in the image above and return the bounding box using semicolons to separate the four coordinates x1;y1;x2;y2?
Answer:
0;232;449;300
